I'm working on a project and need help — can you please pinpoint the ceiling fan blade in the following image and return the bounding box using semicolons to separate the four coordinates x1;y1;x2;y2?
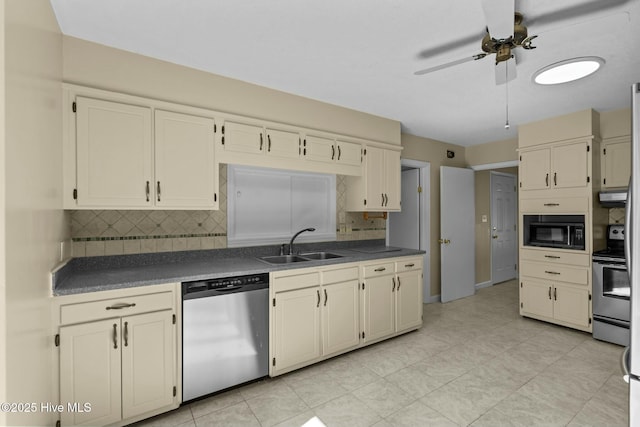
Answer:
414;54;487;76
417;31;486;59
494;57;517;85
481;0;515;40
527;0;633;30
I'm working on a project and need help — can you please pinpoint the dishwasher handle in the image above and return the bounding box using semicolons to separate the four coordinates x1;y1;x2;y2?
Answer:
215;286;243;292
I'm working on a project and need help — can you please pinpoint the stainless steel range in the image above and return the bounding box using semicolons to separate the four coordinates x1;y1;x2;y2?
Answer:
592;224;630;346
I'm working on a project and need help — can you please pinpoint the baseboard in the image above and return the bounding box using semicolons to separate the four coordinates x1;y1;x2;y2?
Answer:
424;294;441;304
475;281;492;290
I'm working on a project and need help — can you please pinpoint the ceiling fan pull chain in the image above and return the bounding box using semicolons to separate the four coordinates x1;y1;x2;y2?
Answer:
504;64;510;130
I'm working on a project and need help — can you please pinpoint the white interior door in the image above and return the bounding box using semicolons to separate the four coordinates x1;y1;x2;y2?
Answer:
440;166;475;303
491;172;517;284
388;169;420;249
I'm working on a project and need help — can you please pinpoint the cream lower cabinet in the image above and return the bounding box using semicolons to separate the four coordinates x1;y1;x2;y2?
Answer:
362;257;423;343
55;285;179;427
519;258;591;332
270;265;360;376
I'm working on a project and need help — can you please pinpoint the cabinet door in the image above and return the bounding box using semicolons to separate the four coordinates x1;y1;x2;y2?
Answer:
304;135;335;164
519;148;551;190
121;310;175;420
273;287;322;372
322;280;360;356
365;146;386;209
60;319;122;427
363;274;395;342
76;97;153;207
552;141;589;189
384;149;401;210
553;285;591;328
602;139;631;188
336;140;362;167
155;110;217;209
395;270;423;333
223;121;264;154
266;128;301;159
520;279;553;319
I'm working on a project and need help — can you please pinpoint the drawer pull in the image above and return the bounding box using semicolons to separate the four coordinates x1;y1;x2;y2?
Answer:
544;255;561;259
545;271;561;275
106;302;137;310
405;263;415;268
543;203;560;207
374;267;386;272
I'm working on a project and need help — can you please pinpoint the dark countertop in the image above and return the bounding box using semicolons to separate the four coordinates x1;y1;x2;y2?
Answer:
52;240;425;296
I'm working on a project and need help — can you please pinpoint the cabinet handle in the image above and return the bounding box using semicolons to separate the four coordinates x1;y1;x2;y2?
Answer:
384;194;388;206
124;321;129;347
145;181;150;202
543;203;560;207
267;135;271;152
331;145;335;160
324;289;328;306
554;287;557;301
392;277;396;292
317;290;320;308
545;173;549;186
374;267;386;272
337;145;341;160
397;277;401;290
157;181;161;202
545;270;561;275
405;263;415;268
544;255;561;259
381;193;385;206
106;302;136;310
548;286;552;300
554;172;557;186
260;133;263;151
113;323;118;349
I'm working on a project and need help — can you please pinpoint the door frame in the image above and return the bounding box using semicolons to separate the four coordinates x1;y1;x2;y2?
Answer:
490;171;518;285
386;159;431;303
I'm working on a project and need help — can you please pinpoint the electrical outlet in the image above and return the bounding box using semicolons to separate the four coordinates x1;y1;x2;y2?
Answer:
481;215;488;223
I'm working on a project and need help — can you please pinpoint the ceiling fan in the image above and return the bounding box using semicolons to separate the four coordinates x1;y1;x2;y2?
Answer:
413;0;632;85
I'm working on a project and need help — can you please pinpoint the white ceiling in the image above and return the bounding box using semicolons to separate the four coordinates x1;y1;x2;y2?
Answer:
49;0;640;147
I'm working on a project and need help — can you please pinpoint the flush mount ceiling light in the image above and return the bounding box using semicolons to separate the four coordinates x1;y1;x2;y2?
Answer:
533;56;605;85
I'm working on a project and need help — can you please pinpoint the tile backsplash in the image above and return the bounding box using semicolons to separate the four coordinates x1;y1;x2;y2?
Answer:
609;207;625;224
70;165;386;257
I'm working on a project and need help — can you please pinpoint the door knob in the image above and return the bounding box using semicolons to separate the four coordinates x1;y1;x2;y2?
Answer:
438;239;451;244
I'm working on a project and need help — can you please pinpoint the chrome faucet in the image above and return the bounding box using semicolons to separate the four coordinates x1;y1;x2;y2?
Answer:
289;227;315;255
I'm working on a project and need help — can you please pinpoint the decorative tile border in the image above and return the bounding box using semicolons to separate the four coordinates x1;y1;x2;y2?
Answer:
72;233;227;242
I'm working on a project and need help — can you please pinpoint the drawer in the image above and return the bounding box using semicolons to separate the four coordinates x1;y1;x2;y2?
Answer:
272;271;320;292
363;262;395;277
396;257;422;273
520;197;588;213
60;291;174;325
520;261;589;286
520;249;590;267
322;266;359;284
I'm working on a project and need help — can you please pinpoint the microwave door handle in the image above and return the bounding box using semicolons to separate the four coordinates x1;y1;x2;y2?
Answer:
625;177;632;279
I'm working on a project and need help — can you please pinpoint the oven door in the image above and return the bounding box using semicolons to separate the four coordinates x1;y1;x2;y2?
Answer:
593;260;631;322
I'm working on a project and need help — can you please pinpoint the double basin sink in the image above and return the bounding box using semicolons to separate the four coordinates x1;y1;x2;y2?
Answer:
259;251;343;264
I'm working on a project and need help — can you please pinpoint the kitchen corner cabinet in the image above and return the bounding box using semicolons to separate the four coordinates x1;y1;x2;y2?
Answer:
72;96;218;210
270;265;360;376
601;135;631;188
345;145;401;211
55;284;180;427
519;139;591;192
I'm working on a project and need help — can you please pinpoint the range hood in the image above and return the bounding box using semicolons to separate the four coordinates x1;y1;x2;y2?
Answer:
599;188;627;207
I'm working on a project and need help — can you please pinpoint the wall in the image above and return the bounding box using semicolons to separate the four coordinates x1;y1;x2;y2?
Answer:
600;108;631;139
465;137;518;167
62;36;401;146
1;1;67;425
401;133;466;299
70;166;385;256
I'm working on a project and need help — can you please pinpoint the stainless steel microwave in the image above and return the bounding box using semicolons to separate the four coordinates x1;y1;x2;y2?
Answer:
523;214;585;250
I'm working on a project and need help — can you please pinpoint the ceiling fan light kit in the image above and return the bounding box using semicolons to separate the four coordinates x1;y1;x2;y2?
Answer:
533;56;605;85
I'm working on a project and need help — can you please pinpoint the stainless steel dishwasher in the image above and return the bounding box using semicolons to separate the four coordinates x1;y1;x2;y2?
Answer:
182;273;269;402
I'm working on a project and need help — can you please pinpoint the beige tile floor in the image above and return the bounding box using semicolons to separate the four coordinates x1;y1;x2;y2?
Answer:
132;280;629;427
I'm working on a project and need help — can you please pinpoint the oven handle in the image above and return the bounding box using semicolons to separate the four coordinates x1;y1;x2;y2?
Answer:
595;263;628;270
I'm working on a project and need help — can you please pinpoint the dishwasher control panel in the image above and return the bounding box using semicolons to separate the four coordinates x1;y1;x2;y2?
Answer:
182;273;269;299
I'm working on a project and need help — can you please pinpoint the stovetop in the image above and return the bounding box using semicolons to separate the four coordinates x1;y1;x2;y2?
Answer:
593;248;625;259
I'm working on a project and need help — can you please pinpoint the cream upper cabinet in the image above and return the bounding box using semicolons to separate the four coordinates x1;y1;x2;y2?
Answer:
73;96;218;209
266;128;301;159
346;146;401;211
601;136;631;188
519;140;591;192
303;135;362;168
221;120;301;160
76;96;154;208
154;110;218;209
